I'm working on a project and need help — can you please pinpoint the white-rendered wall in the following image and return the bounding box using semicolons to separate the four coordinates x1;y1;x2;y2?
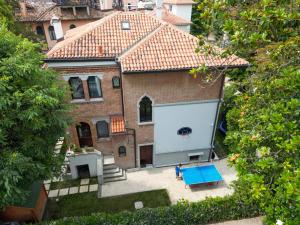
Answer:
171;5;193;22
69;152;102;179
176;25;190;33
153;101;218;154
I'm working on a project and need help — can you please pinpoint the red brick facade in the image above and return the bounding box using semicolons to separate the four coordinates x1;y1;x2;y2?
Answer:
53;63;223;169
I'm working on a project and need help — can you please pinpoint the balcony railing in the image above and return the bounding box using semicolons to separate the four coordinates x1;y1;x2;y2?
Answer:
53;0;90;6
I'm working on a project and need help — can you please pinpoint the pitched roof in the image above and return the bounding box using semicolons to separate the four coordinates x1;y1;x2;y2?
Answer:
119;23;249;72
47;12;161;59
46;11;249;72
146;9;191;25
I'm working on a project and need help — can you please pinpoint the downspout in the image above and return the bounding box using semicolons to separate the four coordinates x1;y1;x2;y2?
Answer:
208;73;226;162
116;60;137;168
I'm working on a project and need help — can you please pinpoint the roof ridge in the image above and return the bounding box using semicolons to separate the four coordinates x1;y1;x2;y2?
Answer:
118;23;166;63
36;4;56;21
47;11;121;57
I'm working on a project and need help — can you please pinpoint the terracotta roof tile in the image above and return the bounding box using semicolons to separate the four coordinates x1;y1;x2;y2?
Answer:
46;11;249;72
119;23;249;72
111;115;126;134
146;9;191;25
47;12;162;59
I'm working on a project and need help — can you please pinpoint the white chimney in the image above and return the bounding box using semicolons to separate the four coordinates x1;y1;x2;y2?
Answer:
156;0;163;19
50;15;64;40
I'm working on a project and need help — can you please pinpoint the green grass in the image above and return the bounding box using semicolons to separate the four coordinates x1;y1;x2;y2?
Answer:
44;189;171;220
50;179;81;190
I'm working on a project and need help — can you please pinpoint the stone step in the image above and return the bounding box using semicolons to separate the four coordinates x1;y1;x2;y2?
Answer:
103;169;123;179
103;163;118;170
104;174;127;183
103;167;120;174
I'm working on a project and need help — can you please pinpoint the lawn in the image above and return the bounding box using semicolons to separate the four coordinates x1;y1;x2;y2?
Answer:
44;189;171;220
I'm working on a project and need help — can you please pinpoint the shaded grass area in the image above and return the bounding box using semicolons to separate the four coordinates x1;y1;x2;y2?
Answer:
214;129;229;159
44;189;171;220
89;177;98;185
50;179;80;190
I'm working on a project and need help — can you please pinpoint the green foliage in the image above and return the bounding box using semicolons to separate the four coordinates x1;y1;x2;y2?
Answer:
0;25;70;209
193;1;300;224
41;194;261;225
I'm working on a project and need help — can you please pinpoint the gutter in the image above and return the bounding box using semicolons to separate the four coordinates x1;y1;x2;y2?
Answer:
116;60;137;168
208;74;226;162
44;57;116;63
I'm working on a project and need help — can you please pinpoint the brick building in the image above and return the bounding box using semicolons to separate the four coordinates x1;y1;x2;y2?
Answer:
45;11;248;169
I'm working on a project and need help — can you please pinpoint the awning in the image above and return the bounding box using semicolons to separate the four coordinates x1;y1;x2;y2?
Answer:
110;115;126;134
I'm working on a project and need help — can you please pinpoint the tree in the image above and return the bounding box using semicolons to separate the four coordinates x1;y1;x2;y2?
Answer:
193;1;300;224
0;24;70;209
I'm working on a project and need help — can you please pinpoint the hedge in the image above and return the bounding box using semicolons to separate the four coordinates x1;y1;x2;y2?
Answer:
41;195;262;225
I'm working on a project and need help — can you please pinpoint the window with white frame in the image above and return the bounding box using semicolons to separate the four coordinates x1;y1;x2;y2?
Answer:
139;96;152;123
96;121;109;138
69;77;84;99
87;76;102;98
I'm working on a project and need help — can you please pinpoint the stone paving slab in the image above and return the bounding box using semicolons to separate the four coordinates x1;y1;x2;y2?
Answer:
79;185;89;193
69;186;79;194
89;184;98;192
80;178;90;185
59;188;69;196
210;217;263;225
102;159;237;204
48;190;59;198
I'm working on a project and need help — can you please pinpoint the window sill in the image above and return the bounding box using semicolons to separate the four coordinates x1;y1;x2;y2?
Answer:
96;137;111;142
70;99;87;104
138;122;154;126
90;98;104;102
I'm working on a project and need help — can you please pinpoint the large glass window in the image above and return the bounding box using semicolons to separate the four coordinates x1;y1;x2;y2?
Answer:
88;76;102;98
139;96;152;123
48;26;56;40
69;77;84;99
96;121;109;138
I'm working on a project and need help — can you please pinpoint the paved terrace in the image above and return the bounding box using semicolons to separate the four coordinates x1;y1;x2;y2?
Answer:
102;159;237;204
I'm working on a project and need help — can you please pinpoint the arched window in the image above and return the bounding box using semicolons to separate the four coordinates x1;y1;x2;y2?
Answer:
118;146;126;157
36;26;44;35
112;76;120;88
69;24;76;29
139;96;152;123
48;26;56;40
88;76;102;98
96;121;109;138
69;77;84;99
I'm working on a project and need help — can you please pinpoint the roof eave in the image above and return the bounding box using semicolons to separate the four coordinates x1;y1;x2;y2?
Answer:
44;57;116;63
121;64;250;74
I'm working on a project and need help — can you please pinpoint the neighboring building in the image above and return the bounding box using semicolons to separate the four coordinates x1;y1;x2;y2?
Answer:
15;0;119;48
15;0;194;49
45;11;248;169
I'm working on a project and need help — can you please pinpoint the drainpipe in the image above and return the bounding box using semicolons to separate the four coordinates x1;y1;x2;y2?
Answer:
116;61;137;168
208;73;226;162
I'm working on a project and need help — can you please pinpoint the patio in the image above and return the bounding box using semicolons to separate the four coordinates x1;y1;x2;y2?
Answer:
102;159;237;204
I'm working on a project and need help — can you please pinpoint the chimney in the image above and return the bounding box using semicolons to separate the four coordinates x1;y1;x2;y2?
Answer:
50;15;64;41
156;0;162;19
19;1;27;17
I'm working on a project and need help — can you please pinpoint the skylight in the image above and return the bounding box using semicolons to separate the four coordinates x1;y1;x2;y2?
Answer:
121;21;130;30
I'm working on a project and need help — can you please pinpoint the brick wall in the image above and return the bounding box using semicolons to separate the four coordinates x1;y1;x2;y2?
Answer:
122;71;223;147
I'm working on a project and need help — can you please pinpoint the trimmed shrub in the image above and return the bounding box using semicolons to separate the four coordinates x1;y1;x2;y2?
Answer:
41;194;262;225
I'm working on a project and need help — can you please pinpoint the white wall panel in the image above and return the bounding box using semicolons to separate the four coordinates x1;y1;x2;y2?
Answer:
154;101;218;154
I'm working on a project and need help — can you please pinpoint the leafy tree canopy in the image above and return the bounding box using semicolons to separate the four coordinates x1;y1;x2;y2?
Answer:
0;25;70;209
193;1;300;224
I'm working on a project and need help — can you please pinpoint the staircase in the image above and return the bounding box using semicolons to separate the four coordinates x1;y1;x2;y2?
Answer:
103;155;127;183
